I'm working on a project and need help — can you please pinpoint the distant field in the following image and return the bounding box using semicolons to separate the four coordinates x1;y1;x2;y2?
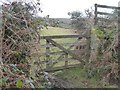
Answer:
40;27;77;44
40;26;76;36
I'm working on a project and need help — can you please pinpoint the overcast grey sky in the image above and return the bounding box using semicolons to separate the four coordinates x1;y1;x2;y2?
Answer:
0;0;120;18
40;0;120;18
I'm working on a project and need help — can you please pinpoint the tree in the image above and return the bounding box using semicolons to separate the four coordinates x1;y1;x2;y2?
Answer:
68;11;87;30
48;19;60;27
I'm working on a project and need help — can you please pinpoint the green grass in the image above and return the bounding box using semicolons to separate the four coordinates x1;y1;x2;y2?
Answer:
54;68;88;88
40;27;76;36
54;67;116;88
40;27;77;45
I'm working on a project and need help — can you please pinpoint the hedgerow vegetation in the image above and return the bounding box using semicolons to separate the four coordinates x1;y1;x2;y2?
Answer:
0;1;46;88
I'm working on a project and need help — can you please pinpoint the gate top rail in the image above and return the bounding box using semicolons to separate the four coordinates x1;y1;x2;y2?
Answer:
40;34;87;39
94;3;120;25
95;4;120;9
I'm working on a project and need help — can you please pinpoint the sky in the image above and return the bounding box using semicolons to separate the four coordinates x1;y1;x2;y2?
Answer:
0;0;120;18
40;0;120;18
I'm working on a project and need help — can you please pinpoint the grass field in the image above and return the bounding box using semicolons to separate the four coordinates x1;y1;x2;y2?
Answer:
40;27;76;36
40;27;77;44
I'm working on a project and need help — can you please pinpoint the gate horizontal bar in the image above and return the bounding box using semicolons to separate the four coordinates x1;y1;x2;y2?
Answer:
41;34;87;39
96;4;120;9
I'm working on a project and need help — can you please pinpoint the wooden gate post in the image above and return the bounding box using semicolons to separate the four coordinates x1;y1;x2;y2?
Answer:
65;53;68;67
86;29;91;63
94;4;98;25
46;39;50;69
0;9;2;65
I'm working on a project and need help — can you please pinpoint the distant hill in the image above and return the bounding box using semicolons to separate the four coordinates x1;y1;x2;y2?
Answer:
55;18;71;24
50;18;71;29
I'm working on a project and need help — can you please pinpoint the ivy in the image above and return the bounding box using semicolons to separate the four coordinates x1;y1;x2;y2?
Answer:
92;28;105;40
16;80;23;88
